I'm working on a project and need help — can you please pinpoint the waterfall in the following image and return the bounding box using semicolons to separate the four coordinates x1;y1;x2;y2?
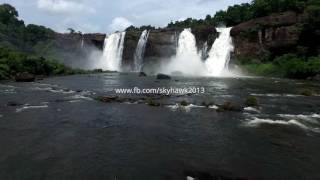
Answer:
205;27;234;76
101;32;126;71
163;28;205;76
133;30;149;72
80;37;84;49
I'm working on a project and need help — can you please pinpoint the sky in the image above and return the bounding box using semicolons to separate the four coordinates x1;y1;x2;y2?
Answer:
0;0;251;33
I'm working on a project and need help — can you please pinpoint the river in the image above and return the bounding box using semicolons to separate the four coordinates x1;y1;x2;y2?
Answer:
0;73;320;180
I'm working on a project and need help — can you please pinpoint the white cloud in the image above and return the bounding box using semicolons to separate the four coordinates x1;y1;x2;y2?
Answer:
37;0;95;15
108;17;133;32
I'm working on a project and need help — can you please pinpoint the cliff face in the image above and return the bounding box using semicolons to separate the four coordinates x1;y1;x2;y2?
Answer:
122;27;218;70
52;33;106;68
230;11;320;61
231;12;302;60
121;28;180;71
144;29;180;62
122;31;142;70
54;33;106;50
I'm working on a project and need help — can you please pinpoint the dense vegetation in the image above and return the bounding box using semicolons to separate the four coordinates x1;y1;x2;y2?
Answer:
167;0;319;28
239;54;320;79
167;0;320;79
0;47;89;80
0;4;92;80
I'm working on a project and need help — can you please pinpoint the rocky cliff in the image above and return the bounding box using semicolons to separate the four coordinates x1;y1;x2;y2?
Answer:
121;27;218;71
230;11;320;62
54;33;106;50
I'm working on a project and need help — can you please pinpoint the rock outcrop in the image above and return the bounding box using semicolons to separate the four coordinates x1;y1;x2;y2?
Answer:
231;11;320;62
231;12;302;61
15;72;35;82
144;28;180;63
54;33;106;50
121;28;179;71
122;30;142;70
192;26;217;57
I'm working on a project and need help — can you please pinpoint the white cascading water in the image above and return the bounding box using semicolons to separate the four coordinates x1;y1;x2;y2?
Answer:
205;27;234;76
163;28;206;76
80;37;84;49
100;32;126;71
133;30;149;72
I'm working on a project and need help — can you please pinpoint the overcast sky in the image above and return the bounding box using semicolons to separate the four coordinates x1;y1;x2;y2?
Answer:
0;0;251;33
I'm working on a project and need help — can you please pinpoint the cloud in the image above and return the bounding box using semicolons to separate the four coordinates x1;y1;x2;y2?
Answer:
108;17;133;32
37;0;95;15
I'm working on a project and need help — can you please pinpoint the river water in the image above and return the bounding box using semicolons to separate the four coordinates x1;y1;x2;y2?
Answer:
0;73;320;180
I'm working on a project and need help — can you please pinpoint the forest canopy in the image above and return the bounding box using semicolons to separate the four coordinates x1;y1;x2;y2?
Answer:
167;0;319;28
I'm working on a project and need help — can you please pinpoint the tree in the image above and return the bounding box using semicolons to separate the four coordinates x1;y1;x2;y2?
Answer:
67;28;76;34
0;4;19;24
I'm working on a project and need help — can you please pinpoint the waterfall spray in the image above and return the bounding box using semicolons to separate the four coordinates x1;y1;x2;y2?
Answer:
133;30;149;72
101;32;126;71
205;27;234;76
162;28;206;76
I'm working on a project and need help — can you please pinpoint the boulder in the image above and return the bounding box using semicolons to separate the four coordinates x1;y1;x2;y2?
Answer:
245;96;259;107
217;101;242;112
312;74;320;81
96;96;119;103
139;72;147;77
156;73;171;80
15;72;35;82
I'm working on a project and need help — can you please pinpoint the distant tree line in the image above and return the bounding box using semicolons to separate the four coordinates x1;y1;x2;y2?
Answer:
167;0;320;28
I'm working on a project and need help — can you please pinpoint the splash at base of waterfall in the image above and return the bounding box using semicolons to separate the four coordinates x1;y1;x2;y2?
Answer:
159;27;234;77
160;28;207;76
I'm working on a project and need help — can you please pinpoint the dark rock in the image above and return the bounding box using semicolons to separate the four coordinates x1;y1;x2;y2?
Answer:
156;73;171;80
245;96;259;107
180;100;189;106
93;69;103;73
15;72;35;82
146;98;161;107
139;72;147;77
192;26;217;53
122;31;142;70
143;28;180;68
217;101;243;112
299;89;314;96
201;101;214;108
7;102;23;106
312;74;320;81
96;96;119;103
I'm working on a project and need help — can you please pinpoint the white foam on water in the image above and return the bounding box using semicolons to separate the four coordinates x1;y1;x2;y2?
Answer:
244;107;261;113
16;103;49;113
209;105;219;109
167;103;205;112
245;117;320;133
186;176;195;180
251;93;302;97
278;114;320;124
33;87;75;94
246;117;308;129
